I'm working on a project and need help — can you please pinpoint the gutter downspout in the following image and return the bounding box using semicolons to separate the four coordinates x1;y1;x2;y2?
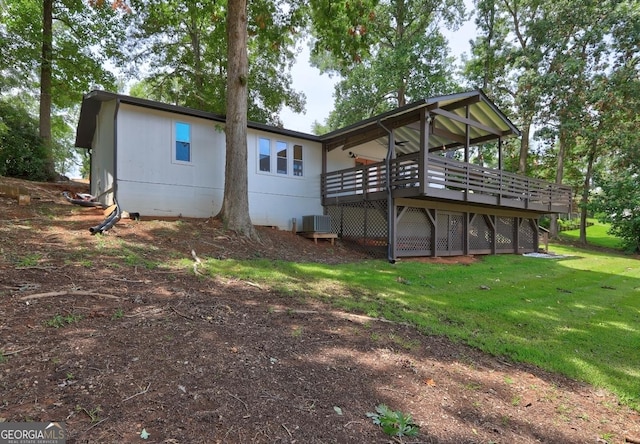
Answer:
377;120;396;264
113;98;120;207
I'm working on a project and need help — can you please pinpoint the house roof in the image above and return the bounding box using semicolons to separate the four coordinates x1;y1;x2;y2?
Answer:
74;90;321;149
319;90;521;155
75;89;519;155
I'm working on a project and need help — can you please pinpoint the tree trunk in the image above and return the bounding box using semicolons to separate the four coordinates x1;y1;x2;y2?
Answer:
217;0;257;239
518;122;530;174
549;126;568;239
40;0;56;181
579;149;595;245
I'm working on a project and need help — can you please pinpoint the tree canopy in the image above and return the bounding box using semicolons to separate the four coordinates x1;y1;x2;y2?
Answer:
310;0;466;129
1;0;130;178
127;0;307;125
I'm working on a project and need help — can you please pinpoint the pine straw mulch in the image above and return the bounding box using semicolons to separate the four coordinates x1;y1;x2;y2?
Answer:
0;177;639;444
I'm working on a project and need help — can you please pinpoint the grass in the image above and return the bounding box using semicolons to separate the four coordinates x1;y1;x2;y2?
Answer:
194;243;640;411
16;253;42;267
559;219;623;250
45;313;83;328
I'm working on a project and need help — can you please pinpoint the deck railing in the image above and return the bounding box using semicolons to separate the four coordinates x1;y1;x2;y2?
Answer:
322;153;572;212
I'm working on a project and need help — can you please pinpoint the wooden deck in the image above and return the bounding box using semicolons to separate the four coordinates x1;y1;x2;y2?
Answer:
322;153;572;214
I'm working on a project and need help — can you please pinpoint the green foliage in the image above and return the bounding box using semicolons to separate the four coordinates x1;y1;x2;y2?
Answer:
465;0;633;183
76;405;102;424
1;0;131;178
0;99;48;181
1;0;128;107
45;313;83;328
111;308;124;320
310;0;465;129
16;253;43;267
591;170;640;253
366;404;419;438
127;0;306;125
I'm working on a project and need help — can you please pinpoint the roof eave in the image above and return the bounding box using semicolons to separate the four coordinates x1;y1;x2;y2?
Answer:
75;90;322;149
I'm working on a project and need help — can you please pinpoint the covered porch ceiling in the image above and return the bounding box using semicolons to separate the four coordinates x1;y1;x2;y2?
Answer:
320;90;521;156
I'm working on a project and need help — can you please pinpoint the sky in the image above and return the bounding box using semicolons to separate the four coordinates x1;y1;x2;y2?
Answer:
280;4;478;134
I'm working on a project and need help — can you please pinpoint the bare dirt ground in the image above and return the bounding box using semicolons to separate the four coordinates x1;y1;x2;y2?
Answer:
1;177;639;444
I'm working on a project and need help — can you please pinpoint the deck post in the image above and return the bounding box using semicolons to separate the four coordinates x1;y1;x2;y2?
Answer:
377;120;397;262
464;105;470;163
419;110;431;195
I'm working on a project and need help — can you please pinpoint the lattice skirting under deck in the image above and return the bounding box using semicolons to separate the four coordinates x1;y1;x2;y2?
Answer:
325;200;539;259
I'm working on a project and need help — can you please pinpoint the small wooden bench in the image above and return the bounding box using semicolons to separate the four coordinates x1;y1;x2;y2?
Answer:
300;232;338;245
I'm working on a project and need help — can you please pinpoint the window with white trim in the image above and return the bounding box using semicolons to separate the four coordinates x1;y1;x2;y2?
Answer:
293;144;303;176
276;141;287;174
258;138;303;177
174;122;191;163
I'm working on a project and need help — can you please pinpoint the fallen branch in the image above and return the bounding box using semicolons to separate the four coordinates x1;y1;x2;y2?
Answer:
244;281;263;290
1;345;34;356
19;290;123;301
83;417;109;434
227;391;248;411
626;436;640;444
122;382;151;402
170;306;194;321
16;266;63;271
281;424;292;439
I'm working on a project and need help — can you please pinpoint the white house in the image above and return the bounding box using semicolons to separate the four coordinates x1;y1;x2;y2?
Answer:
75;90;572;259
75;90;325;230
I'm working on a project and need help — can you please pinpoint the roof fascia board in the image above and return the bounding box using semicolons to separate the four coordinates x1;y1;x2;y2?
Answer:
320;99;428;143
439;94;482;111
77;90;321;147
325;106;429;152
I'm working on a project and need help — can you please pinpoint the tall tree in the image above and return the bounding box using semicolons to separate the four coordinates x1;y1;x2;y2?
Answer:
465;0;640;240
128;0;306;125
310;0;465;129
1;0;130;179
465;0;579;175
217;0;256;238
588;1;640;250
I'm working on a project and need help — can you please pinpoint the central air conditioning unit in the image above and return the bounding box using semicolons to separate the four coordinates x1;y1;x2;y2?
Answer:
302;215;331;233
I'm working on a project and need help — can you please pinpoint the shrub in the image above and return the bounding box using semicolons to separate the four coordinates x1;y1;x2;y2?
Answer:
0;99;48;181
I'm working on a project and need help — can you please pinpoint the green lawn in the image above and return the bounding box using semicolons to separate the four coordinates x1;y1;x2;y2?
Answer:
559;219;624;250
191;244;640;411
